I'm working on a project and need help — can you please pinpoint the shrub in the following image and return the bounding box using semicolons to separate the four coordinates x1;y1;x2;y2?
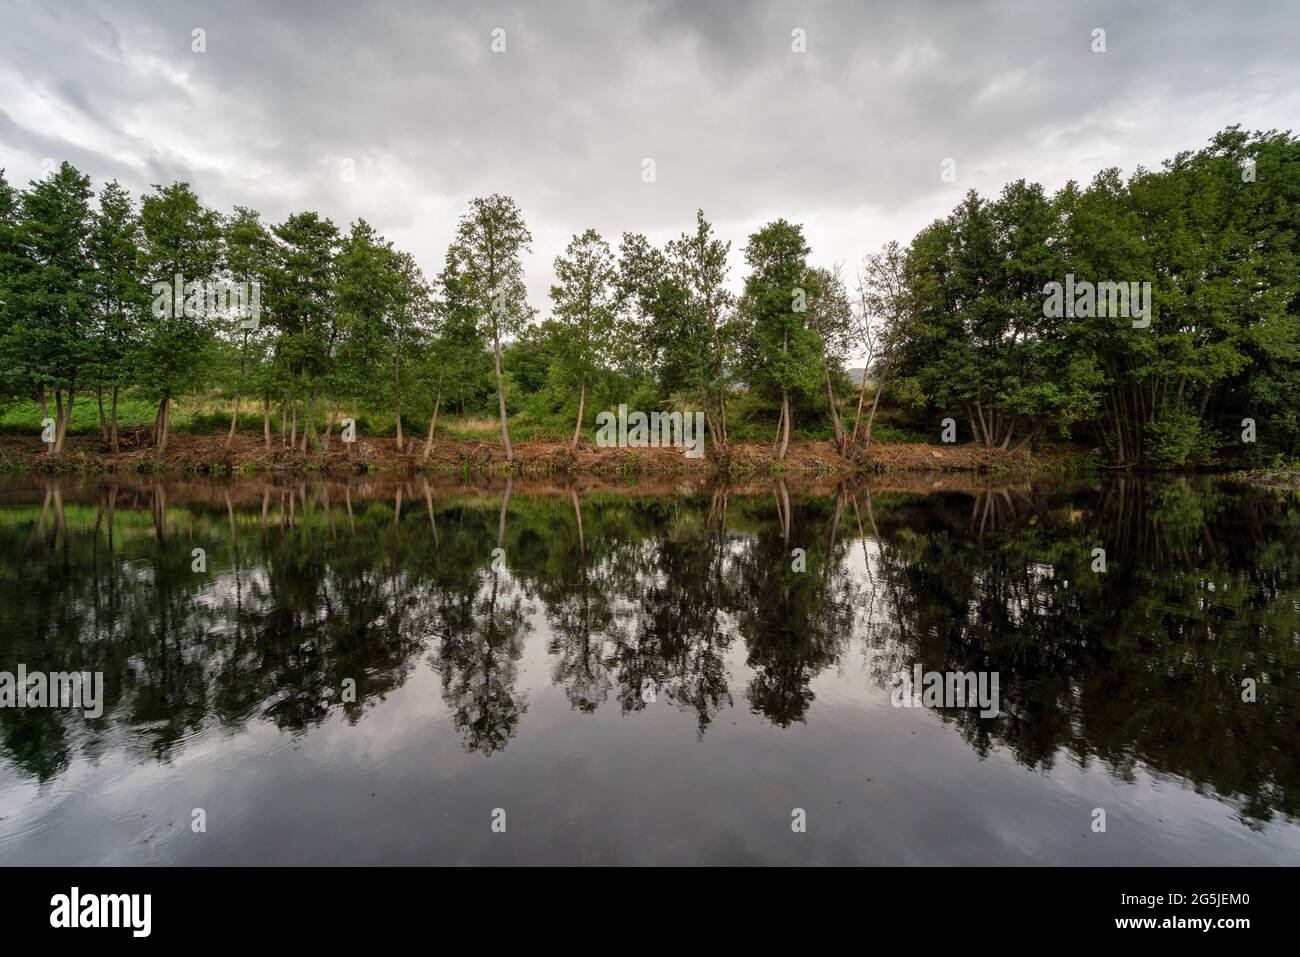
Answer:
1144;408;1221;467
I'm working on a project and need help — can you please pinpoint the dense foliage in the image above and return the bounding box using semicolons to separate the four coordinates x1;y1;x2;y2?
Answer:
892;126;1300;466
1;126;1295;466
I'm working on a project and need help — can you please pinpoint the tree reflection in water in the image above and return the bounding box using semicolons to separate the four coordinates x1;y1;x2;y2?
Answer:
0;473;1296;826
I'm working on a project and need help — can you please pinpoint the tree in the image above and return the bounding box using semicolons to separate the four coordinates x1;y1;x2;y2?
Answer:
387;250;433;451
549;229;618;449
3;163;95;456
894;186;1087;451
737;219;820;459
619;232;692;395
804;264;854;453
333;219;398;445
422;246;490;457
87;181;149;454
138;182;222;451
665;210;733;446
264;211;339;451
450;195;533;462
0;170;22;405
852;241;911;449
221;206;273;448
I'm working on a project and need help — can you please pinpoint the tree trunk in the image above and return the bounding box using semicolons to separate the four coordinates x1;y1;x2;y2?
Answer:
423;388;442;460
777;329;791;460
110;386;120;456
718;387;728;448
1012;420;1044;452
157;396;171;453
850;365;870;444
97;389;108;443
148;399;161;445
710;316;727;448
300;387;317;453
493;333;513;462
263;395;272;448
778;388;791;460
50;389;63;457
861;355;892;451
226;394;241;448
228;331;249;449
281;394;288;447
394;358;403;452
290;403;297;449
54;385;76;455
571;377;586;450
974;402;992;448
822;361;844;452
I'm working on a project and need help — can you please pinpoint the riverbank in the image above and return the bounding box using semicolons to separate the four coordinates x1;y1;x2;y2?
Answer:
0;432;1070;476
1234;467;1300;491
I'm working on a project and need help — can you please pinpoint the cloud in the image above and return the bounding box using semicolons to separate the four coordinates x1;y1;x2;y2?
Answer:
1;0;1297;318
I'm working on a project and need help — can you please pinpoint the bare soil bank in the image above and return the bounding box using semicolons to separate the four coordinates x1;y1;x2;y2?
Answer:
0;432;1059;476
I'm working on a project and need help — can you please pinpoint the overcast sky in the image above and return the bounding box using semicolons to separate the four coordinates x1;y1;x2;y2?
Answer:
2;0;1297;322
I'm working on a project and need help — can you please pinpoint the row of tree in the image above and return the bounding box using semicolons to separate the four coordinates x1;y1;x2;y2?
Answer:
1;126;1296;466
0;164;892;464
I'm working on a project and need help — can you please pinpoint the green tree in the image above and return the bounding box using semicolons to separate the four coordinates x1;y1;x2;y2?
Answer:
549;229;618;449
333;219;399;444
851;240;912;449
0;170;23;405
665;210;733;446
264;211;339;451
449;194;534;462
87;181;148;453
221;206;274;447
387;250;433;451
138;182;222;451
3;163;95;456
804;264;854;452
737;219;820;459
421;246;491;456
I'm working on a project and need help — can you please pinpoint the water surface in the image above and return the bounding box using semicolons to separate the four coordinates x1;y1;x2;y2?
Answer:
0;473;1297;865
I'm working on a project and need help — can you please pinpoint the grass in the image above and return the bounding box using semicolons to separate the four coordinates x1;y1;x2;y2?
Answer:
0;395;158;435
0;387;928;449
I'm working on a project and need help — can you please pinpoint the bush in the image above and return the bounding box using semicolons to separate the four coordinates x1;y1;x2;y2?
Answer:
1144;408;1221;467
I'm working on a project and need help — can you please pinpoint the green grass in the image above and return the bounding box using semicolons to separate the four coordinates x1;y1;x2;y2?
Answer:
0;389;927;448
0;396;158;435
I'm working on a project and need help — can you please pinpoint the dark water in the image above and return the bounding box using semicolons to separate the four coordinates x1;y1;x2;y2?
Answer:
0;473;1297;865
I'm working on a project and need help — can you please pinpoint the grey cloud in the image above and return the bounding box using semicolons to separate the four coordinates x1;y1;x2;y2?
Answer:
0;0;1296;310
